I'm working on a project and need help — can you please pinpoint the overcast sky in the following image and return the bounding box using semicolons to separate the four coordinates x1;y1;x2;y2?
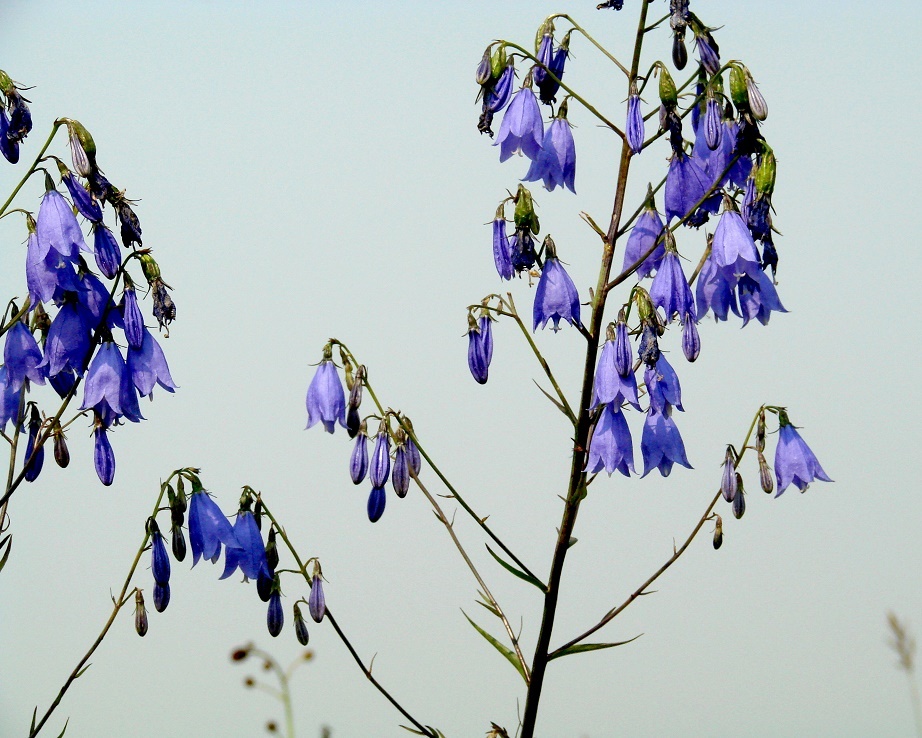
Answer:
1;1;920;737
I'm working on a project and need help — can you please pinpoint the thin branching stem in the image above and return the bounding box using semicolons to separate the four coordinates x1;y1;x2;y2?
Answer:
550;14;630;77
0;121;63;219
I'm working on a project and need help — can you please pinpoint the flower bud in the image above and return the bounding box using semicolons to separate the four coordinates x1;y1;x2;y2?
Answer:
758;452;774;494
367;487;386;523
712;515;723;550
704;97;722;151
267;586;284;638
745;69;768;121
658;66;678;109
65;119;96;176
266;527;279;572
134;590;149;637
24;406;43;483
171;524;187;562
348;366;364;409
293;603;310;646
755;410;767;453
350;425;369;484
149;519;171;585
346;406;361;439
309;573;326;623
729;64;748;111
138;252;161;283
257;572;273;603
681;316;700;362
720;448;737;502
370;423;391;489
405;436;422;476
52;421;69;468
513;185;539;236
672;33;688;70
754;147;776;198
475;50;492;86
94;426;115;486
153;582;170;613
392;443;410;498
732;473;745;519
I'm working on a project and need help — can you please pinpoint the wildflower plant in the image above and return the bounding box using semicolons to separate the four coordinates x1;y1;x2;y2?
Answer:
7;3;837;737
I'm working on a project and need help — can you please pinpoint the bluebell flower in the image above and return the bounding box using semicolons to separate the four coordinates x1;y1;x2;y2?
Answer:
681;314;700;362
305;358;346;433
267;586;284;637
188;489;241;565
92;224;121;280
533;240;580;332
150;520;171;584
94;425;115;486
40;300;92;378
26;231;80;306
81;342;131;417
774;413;832;495
406;436;422;476
495;83;544;162
745;70;768;121
665;152;711;223
36;189;87;260
467;317;489;384
712;203;761;280
640;407;692;477
220;509;270;581
591;332;640;411
587;402;635;477
367;486;386;523
649;249;695;324
523;109;576;193
6;91;32;144
695;253;740;321
622;205;665;278
121;282;144;349
614;320;632;377
350;426;369;484
509;228;538;273
309;574;326;623
370;425;391;489
484;62;515;114
392;443;410;498
76;271;120;329
4;320;45;390
737;269;787;327
694;31;721;77
626;93;644;155
644;354;684;413
62;172;102;223
492;216;513;281
538;43;568;104
533;34;554;87
0;108;19;163
127;325;177;397
0;367;21;430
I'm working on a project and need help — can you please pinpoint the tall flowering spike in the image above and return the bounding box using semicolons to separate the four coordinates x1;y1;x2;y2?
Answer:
367;487;386;523
309;573;326;623
587;403;635;477
681;314;700;362
640;406;692;477
305;353;346;433
370;423;391;489
92;224;121;280
392;443;410;498
127;325;178;397
533;237;580;332
712;199;761;280
149;520;171;585
221;509;270;581
495;81;544;163
188;489;242;566
523;102;576;193
720;448;738;502
623;202;665;278
467;316;489;384
648;243;696;324
665;152;711;223
350;425;369;484
626;89;644;155
774;412;832;495
36;189;87;260
492;214;513;281
4;320;46;390
737;269;787;327
644;354;684;413
695;252;741;321
94;425;115;486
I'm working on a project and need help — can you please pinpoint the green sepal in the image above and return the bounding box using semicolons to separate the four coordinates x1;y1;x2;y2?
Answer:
485;544;546;592
0;70;13;96
513;185;540;235
490;46;507;79
66;119;96;159
549;634;642;661
658;65;677;108
754;147;776;196
729;64;748;109
461;610;527;683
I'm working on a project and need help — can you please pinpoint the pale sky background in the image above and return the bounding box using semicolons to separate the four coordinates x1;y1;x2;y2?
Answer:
0;1;919;737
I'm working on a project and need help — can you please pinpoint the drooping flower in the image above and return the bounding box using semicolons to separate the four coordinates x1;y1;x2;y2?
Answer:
62;172;102;223
681;314;700;361
694;30;721;77
613;320;633;377
370;426;391;489
0;108;19;163
622;205;665;278
367;487;386;523
704;98;722;150
305;357;346;433
39;300;92;378
392;443;410;497
36;189;87;260
665;151;711;222
220;509;270;581
93;224;121;280
591;332;640;410
587;402;635;477
495;83;544;162
695;253;741;321
523;108;576;193
774;413;832;495
626;92;645;155
121;282;144;349
484;62;515;114
640;406;692;477
0;367;21;431
538;43;568;104
4;320;45;390
737;269;787;327
150;520;171;585
533;33;554;87
644;354;684;413
127;325;178;397
509;228;538;273
81;342;130;417
26;231;80;306
267;586;284;637
492;216;513;281
23;409;43;483
467;318;489;384
711;202;761;280
649;249;695;324
309;574;326;623
188;489;241;565
533;240;580;332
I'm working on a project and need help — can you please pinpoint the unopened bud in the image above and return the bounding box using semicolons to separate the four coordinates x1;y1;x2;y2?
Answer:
231;645;251;662
729;64;748;111
309;573;326;623
720;448;737;502
758;452;774;494
745;69;768;121
713;515;723;550
171;524;187;562
266;527;279;571
153;582;170;613
732;473;746;519
513;185;540;236
293;603;310;646
267;581;284;638
134;590;149;637
754;148;776;197
490;45;507;79
658;65;678;108
52;422;70;468
476;49;492;86
672;33;688;70
756;410;766;453
138;253;161;284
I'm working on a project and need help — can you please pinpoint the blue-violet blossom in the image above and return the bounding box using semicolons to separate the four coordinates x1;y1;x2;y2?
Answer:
774;413;832;495
305;358;346;433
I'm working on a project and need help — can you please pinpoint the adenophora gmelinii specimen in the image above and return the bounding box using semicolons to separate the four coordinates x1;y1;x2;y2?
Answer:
306;358;346;433
774;412;832;495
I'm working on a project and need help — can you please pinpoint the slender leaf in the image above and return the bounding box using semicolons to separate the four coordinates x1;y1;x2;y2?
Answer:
485;545;545;592
54;718;69;737
30;706;37;732
74;663;92;679
549;633;642;661
0;534;12;575
461;610;527;683
532;380;567;416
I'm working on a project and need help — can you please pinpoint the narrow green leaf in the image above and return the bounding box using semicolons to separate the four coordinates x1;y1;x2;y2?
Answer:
461;610;527;683
0;534;12;575
532;380;567;416
54;718;69;737
549;634;642;661
30;706;37;732
485;545;545;592
74;663;92;680
398;726;427;736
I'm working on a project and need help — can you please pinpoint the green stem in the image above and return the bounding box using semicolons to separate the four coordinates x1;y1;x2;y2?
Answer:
551;14;630;76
